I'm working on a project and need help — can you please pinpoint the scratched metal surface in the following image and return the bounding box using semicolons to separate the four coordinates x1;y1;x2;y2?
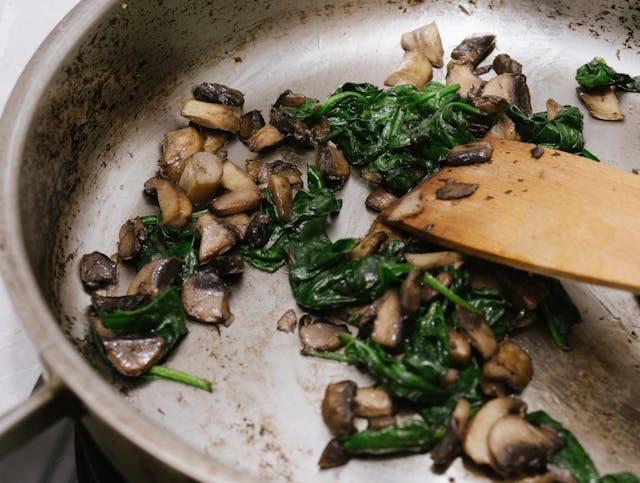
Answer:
1;0;639;481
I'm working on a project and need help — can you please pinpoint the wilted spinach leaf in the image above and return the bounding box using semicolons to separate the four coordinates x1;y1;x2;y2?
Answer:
99;286;187;351
576;58;640;93
539;279;581;351
275;82;481;192
527;410;599;483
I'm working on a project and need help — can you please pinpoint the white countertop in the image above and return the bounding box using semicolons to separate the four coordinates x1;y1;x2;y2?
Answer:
0;0;79;419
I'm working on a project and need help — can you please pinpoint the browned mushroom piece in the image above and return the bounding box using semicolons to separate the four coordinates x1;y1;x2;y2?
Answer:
181;271;231;324
463;396;528;467
245;159;303;190
202;129;228;153
353;387;395;418
492;266;547;310
118;218;146;261
367;415;397;430
277;309;297;333
273;89;308;108
161;126;204;183
468;95;510;115
371;288;403;350
193;82;244;107
492;53;523;75
127;257;182;296
244;213;274;248
482;73;532;115
455;305;498;360
299;316;349;351
315;145;351;189
205;253;245;276
350;231;388;261
483;340;533;392
400;21;444;68
436;180;479;201
211;189;260;216
431;398;472;467
441;368;459;387
178;151;224;207
321;380;357;436
451;34;496;66
406;251;463;271
488;416;564;477
144;177;193;229
545;98;564;121
446;61;483;97
270;92;315;146
576;86;625;121
448;328;472;367
102;336;165;377
219;213;251;241
238;113;265;139
365;188;398;212
220;160;260;193
180;99;242;133
246;125;285;152
480;380;507;398
385;51;433;89
446;140;493;166
91;293;151;312
318;439;350;469
80;251;117;289
384;189;423;222
422;271;454;303
197;212;238;264
400;268;424;315
485;114;521;141
268;174;293;222
360;167;382;185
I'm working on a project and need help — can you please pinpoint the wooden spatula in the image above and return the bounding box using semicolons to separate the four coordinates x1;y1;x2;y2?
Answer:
381;138;640;293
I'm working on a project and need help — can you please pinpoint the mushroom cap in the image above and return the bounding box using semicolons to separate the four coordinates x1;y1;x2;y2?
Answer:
103;336;165;377
80;251;117;289
181;271;231;324
321;380;357;436
127;257;182;296
488;416;561;476
482;340;533;392
463;396;527;466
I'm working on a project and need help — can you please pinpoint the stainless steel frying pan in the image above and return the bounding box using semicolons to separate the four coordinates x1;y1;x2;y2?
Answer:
1;0;639;481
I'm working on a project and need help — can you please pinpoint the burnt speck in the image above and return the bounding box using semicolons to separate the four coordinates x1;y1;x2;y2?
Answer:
485;195;494;200
234;57;243;63
530;145;544;159
632;168;639;175
436;180;479;200
551;152;561;157
504;189;513;195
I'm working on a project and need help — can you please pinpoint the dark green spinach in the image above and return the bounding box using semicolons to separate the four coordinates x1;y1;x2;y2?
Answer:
526;411;640;483
576;58;640;93
99;286;187;350
336;418;444;456
538;279;581;351
506;104;592;156
275;82;481;192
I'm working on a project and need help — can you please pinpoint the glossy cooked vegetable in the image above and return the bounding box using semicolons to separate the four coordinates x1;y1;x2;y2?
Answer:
576;58;640;93
274;82;480;192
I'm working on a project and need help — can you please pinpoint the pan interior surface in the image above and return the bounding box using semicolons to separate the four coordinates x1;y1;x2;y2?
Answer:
6;0;639;480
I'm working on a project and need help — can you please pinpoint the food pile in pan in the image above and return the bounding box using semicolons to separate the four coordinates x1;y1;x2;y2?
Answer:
79;22;639;482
